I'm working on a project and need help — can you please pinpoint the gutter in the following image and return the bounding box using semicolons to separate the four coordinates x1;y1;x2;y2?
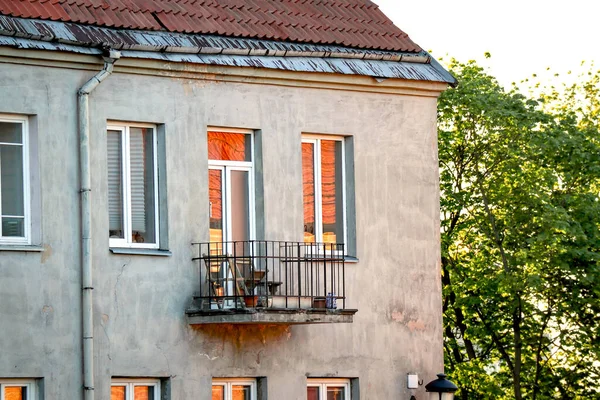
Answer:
77;48;120;400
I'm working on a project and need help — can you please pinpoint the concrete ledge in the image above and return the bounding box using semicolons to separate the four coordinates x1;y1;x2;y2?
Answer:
186;308;357;325
110;248;172;257
0;245;44;252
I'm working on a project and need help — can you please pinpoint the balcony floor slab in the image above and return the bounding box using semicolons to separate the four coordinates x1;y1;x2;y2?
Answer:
186;307;358;325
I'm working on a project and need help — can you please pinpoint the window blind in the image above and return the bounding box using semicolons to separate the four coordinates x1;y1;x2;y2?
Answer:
107;130;123;232
129;128;147;233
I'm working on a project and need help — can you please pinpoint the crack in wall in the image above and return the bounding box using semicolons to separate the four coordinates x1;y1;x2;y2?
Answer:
113;259;130;322
156;343;173;377
100;315;112;361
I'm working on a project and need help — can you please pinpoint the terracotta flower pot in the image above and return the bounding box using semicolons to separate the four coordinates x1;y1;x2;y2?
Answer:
313;297;326;308
244;295;259;307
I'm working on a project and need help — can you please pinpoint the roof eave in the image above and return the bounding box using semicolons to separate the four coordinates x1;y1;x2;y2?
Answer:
0;15;456;85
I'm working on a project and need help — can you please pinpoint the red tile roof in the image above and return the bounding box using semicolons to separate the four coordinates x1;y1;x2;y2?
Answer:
0;0;421;52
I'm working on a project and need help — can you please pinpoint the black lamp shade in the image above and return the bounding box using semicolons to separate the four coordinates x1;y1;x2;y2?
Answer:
425;374;458;400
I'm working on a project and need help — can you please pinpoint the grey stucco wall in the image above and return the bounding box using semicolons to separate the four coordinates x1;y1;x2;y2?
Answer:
0;55;443;399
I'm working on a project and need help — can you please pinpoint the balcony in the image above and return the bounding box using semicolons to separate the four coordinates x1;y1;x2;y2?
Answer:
186;240;357;325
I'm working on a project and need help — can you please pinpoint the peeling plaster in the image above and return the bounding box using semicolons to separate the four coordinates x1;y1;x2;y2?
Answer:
389;306;427;331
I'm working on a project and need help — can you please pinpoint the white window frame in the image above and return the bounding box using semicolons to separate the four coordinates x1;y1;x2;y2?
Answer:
212;378;256;400
302;134;347;249
111;378;160;399
0;379;37;400
207;127;256;244
307;378;351;400
107;122;160;249
0;114;31;245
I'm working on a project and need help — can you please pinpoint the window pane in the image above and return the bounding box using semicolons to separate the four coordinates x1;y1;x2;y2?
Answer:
326;386;345;400
209;169;223;248
307;386;320;400
230;170;250;243
1;144;25;216
129;127;156;244
5;386;26;400
0;121;22;143
208;131;251;161
107;130;124;239
111;386;126;400
320;140;343;245
302;142;316;243
211;385;225;400
232;385;251;400
2;217;24;237
134;385;154;400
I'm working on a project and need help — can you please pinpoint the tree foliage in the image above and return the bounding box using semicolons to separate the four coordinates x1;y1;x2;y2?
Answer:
438;59;600;399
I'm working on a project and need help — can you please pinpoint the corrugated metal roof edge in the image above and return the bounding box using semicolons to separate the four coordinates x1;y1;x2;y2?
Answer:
0;15;427;62
0;35;456;85
0;15;456;85
429;55;458;87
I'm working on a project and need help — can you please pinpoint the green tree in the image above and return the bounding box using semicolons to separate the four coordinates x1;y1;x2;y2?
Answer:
438;59;600;399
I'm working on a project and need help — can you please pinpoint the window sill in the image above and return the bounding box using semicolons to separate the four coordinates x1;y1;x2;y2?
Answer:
110;248;172;257
344;255;359;263
0;244;44;252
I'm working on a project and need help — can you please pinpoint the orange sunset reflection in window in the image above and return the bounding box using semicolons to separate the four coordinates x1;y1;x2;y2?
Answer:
208;131;249;161
5;387;25;400
303;139;341;244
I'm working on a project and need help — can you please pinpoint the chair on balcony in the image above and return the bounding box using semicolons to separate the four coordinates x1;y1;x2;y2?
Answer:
236;258;282;303
203;254;249;309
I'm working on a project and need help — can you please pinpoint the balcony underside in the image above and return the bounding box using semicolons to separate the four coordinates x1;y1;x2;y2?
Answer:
186;306;358;325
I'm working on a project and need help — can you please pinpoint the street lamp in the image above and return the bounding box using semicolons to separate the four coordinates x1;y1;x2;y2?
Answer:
425;373;458;400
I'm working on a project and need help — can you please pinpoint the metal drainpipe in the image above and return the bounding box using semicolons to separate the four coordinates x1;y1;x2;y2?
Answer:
77;49;121;400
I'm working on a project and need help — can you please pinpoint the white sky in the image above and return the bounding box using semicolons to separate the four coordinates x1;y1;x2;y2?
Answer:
375;0;600;88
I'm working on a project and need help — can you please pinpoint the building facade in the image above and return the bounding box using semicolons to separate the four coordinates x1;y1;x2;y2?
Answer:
0;2;455;399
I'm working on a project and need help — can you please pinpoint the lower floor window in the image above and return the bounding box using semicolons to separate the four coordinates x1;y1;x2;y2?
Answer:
307;379;350;400
0;379;36;400
212;378;256;400
111;379;160;400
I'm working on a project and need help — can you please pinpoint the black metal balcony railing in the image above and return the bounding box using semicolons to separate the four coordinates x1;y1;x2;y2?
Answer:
192;240;347;311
